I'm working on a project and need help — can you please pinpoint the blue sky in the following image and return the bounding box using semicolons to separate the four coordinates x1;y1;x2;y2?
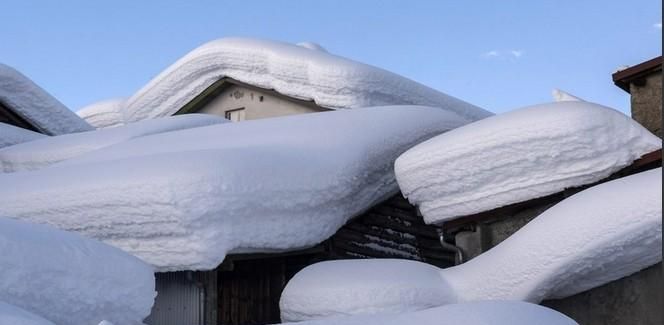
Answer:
0;1;661;114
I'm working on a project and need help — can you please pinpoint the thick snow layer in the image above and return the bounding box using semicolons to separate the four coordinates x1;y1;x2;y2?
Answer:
552;88;583;102
0;64;93;135
77;98;127;129
0;114;228;173
0;302;55;325
280;259;457;322
0;123;44;149
282;301;578;325
395;101;661;224
0;106;468;271
122;37;492;123
0;217;155;325
281;168;662;320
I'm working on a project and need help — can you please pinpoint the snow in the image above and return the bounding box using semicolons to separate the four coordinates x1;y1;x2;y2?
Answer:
296;41;329;52
0;106;469;271
0;217;155;325
281;301;578;325
0;114;229;173
0;64;93;135
280;259;456;322
0;123;44;149
280;168;661;320
552;88;583;102
122;37;492;123
395;101;661;224
77;98;127;129
0;302;55;325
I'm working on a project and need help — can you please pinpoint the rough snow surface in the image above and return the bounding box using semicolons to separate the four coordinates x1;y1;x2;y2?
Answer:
552;89;583;102
0;64;93;135
77;98;127;129
282;301;578;325
0;106;468;271
280;259;456;322
0;217;155;325
123;37;492;123
281;168;662;320
395;101;661;224
0;302;55;325
0;114;228;172
0;123;44;149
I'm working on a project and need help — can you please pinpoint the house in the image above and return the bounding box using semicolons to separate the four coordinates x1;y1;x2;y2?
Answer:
0;64;93;135
612;56;662;138
0;105;479;325
77;38;491;127
391;88;662;324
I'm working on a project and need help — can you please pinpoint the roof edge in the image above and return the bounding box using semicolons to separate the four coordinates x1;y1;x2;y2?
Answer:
612;56;662;93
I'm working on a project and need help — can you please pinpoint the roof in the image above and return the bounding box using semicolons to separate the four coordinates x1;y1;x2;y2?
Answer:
612;56;662;92
0;64;93;135
123;37;492;123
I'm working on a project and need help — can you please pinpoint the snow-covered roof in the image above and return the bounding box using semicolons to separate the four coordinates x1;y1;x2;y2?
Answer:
0;114;228;173
281;168;661;320
0;106;469;271
0;64;93;135
282;301;578;325
0;302;55;325
395;101;661;224
0;217;154;325
122;37;492;123
76;97;127;129
0;123;44;149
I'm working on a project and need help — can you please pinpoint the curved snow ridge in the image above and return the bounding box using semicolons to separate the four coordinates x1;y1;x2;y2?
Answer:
282;301;578;325
0;217;155;325
123;37;492;123
0;123;45;149
280;169;662;320
0;106;469;271
280;259;457;322
0;114;229;173
77;97;127;129
0;64;93;135
395;101;661;224
0;302;56;325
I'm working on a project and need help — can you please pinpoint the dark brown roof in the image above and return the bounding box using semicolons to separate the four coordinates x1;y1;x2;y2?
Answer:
612;56;662;93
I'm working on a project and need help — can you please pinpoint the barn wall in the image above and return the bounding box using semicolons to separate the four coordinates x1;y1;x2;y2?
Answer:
146;194;454;325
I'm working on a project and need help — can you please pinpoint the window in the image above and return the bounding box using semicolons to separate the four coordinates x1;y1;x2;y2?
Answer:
225;108;246;122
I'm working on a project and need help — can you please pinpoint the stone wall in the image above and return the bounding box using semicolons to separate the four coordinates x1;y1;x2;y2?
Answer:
630;72;662;138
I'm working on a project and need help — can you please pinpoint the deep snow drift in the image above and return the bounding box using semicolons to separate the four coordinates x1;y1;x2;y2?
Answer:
0;123;44;149
395;101;661;224
122;37;492;123
0;217;155;325
76;98;127;129
281;168;662;320
0;64;93;135
282;301;578;325
0;302;55;325
0;114;228;173
0;106;468;271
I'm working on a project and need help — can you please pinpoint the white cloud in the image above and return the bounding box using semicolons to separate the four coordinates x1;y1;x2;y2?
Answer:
482;50;500;58
510;50;523;58
654;22;662;30
482;50;524;59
